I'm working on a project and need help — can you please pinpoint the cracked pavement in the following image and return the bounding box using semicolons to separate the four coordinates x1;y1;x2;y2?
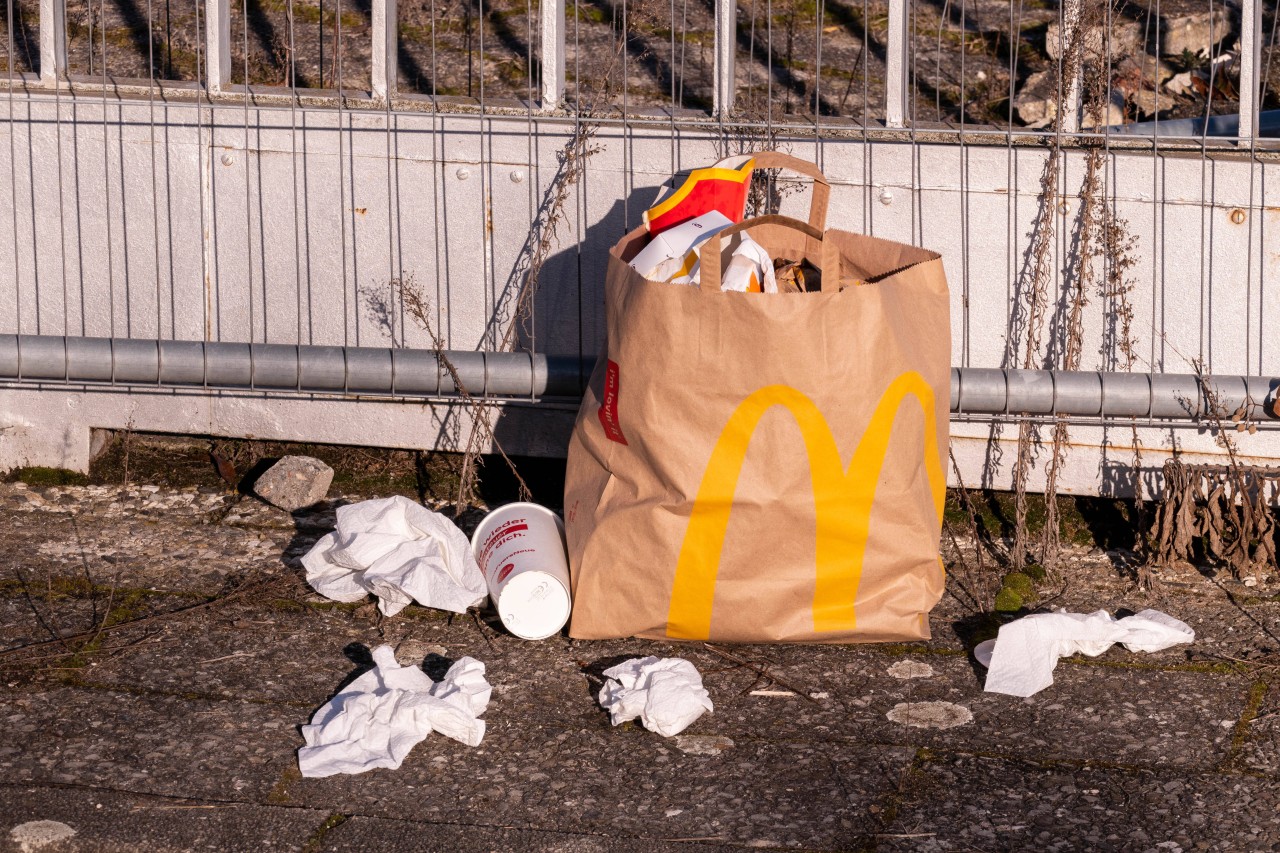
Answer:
1;479;1278;852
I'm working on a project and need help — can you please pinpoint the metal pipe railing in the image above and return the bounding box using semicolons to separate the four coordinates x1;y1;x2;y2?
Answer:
1;335;1275;420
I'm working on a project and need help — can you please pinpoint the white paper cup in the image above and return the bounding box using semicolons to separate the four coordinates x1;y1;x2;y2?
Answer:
470;502;571;640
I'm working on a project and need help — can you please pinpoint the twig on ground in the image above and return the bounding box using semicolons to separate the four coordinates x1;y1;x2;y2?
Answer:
701;643;819;704
0;576;277;662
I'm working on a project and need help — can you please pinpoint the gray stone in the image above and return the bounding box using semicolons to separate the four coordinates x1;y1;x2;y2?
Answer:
672;735;734;755
1081;91;1128;129
887;660;934;679
886;701;974;729
1014;70;1059;126
253;456;334;511
1160;6;1234;58
1131;88;1173;118
1045;19;1143;62
9;819;75;851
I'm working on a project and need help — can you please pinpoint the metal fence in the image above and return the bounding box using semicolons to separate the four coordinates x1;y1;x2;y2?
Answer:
1;0;1279;493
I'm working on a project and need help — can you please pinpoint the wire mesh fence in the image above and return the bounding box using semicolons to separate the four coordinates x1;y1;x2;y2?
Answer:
1;0;1278;377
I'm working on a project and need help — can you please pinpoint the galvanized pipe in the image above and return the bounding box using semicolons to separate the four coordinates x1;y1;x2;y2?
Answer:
950;367;1277;420
0;336;1276;420
0;335;588;399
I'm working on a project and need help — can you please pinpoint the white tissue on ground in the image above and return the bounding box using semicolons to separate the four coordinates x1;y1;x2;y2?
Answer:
598;656;713;737
302;495;487;617
298;645;492;778
978;608;1195;697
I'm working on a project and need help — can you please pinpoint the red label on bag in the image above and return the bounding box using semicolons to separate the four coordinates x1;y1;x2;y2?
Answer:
597;360;628;445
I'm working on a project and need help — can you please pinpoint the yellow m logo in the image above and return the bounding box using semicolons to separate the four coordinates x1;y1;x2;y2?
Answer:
666;371;946;640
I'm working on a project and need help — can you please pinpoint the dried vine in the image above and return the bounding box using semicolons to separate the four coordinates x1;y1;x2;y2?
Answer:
1153;364;1274;577
389;29;631;510
1011;0;1149;575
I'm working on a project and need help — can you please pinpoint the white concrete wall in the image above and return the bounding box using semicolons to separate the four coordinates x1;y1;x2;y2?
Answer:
2;89;1278;494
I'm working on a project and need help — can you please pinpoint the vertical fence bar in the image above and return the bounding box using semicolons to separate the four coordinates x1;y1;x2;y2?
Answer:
541;0;565;108
714;0;736;116
885;0;908;127
1238;0;1262;140
39;0;67;85
1059;0;1080;133
206;0;230;91
372;0;398;101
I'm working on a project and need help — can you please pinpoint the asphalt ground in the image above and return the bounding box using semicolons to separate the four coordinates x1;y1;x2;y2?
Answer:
1;476;1278;853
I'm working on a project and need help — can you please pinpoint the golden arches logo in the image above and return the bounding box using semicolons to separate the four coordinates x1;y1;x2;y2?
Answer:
666;371;946;640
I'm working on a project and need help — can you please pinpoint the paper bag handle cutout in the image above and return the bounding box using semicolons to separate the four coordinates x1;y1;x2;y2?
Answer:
747;151;831;230
698;214;841;293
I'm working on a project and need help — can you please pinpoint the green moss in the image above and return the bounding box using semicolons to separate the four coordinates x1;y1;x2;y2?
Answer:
1230;680;1270;753
994;586;1023;613
266;766;303;806
1023;563;1047;582
301;813;349;853
875;644;966;657
7;467;89;486
570;4;607;23
1001;572;1034;599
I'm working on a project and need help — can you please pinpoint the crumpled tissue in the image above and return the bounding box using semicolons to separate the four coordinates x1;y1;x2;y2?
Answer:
298;645;491;777
302;495;487;616
978;609;1195;697
598;656;713;737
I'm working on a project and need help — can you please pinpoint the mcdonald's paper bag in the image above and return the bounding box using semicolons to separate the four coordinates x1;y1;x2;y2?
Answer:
564;215;950;643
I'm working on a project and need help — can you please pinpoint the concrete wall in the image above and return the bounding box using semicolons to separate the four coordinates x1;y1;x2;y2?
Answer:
2;88;1278;493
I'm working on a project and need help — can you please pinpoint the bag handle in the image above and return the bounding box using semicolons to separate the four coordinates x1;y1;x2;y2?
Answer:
747;151;830;231
698;214;841;293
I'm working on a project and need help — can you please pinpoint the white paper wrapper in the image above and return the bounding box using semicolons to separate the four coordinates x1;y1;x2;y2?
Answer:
302;496;487;617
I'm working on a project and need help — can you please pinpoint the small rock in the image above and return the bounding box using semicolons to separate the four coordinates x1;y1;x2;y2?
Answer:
1130;88;1172;118
1014;70;1059;126
1244;576;1258;587
886;701;973;730
395;639;449;663
673;734;734;755
10;820;77;852
1045;19;1142;61
252;456;334;511
1159;6;1233;58
1081;91;1127;129
887;660;935;679
1117;54;1176;86
1165;71;1195;95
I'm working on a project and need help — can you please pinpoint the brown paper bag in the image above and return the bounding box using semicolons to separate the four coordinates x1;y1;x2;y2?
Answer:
563;152;950;643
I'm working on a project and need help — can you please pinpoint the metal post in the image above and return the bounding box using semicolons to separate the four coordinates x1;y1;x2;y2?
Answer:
1060;0;1081;133
885;0;908;127
713;0;736;116
206;0;231;92
541;0;565;109
39;0;67;85
372;0;398;101
1238;0;1263;140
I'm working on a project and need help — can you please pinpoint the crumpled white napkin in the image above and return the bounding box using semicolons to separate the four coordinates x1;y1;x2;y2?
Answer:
302;496;487;617
980;609;1195;697
598;656;713;737
298;645;492;778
